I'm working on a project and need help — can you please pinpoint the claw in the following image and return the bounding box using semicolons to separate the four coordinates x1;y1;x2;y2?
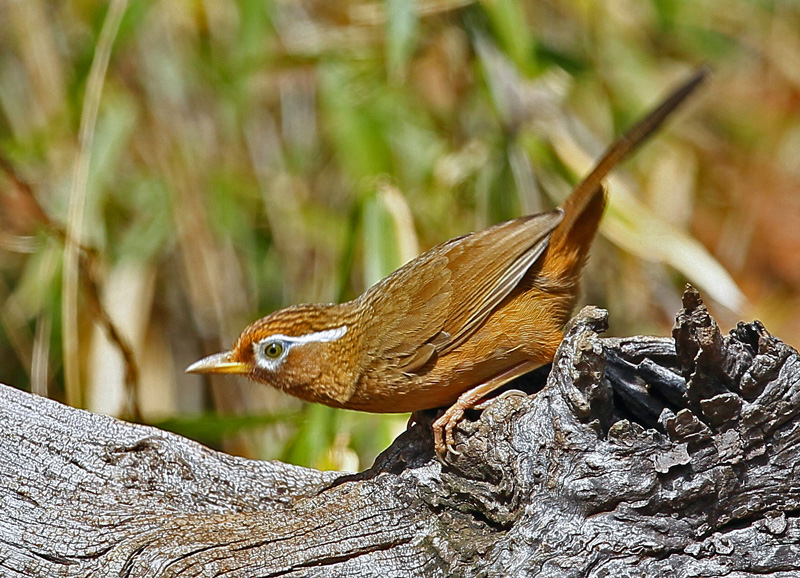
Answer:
432;406;465;461
444;421;461;456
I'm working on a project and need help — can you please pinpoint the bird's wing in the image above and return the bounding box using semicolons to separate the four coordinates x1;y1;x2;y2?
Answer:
360;210;563;373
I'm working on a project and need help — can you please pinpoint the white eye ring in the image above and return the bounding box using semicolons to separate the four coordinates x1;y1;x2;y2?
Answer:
254;339;289;371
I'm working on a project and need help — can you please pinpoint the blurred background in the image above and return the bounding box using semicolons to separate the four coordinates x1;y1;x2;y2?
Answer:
1;0;798;471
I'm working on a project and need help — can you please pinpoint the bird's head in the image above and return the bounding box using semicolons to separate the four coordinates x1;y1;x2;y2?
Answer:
186;303;357;405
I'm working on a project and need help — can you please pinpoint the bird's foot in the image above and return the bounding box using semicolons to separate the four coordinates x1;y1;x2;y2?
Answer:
431;363;539;462
432;404;465;460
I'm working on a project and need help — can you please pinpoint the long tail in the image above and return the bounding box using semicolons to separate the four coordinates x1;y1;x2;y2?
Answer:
542;67;710;284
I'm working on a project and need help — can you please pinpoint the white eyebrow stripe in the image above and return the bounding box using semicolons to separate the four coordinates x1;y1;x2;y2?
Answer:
262;325;348;346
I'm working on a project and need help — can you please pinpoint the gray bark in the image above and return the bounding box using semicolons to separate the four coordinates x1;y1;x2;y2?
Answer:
1;286;799;577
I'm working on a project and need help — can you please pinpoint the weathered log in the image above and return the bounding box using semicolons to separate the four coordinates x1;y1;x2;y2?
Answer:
1;286;799;577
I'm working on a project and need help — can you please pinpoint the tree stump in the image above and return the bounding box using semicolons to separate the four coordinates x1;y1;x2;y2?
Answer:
2;286;799;577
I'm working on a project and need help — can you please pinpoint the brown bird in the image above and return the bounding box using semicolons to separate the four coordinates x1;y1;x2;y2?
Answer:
188;69;708;459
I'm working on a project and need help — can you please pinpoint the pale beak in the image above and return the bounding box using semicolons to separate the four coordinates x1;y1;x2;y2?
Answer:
185;351;249;375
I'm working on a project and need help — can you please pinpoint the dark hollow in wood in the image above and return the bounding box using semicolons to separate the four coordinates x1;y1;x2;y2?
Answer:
1;285;799;577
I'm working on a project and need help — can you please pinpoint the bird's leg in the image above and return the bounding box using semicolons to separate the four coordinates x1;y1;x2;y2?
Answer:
433;360;539;460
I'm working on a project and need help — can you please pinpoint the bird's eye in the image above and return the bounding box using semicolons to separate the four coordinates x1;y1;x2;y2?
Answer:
262;341;285;359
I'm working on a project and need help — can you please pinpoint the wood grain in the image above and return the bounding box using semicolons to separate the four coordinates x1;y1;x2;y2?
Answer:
1;286;799;577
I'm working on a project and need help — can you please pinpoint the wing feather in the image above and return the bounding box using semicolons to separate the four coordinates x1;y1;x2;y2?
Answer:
359;210;563;372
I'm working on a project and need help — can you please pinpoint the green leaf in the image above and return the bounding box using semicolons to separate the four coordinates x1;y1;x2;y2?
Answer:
151;411;299;449
319;63;393;180
282;404;341;468
480;0;536;74
361;182;418;287
385;0;419;83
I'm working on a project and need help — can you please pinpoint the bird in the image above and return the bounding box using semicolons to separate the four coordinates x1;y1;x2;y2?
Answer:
187;68;709;460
